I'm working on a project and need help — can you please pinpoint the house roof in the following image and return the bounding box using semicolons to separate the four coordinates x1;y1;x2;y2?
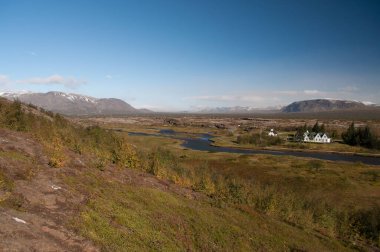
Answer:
309;132;317;138
304;131;329;137
304;131;331;141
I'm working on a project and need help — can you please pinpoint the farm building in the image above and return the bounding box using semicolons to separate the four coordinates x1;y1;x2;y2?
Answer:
268;129;278;137
303;130;331;143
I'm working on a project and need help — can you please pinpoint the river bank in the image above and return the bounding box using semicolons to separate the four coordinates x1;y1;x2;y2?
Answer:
129;130;380;166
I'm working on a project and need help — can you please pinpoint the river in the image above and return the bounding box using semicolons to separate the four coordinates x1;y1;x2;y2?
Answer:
128;130;380;166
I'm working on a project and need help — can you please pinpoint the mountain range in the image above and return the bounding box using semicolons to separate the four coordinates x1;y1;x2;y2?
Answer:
197;99;377;114
197;106;282;114
0;91;378;115
0;91;150;116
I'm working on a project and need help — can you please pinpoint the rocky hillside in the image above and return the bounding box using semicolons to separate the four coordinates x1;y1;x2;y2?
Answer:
282;99;370;113
0;91;150;116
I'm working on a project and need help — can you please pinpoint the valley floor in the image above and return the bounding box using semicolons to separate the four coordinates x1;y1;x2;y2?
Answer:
1;107;379;251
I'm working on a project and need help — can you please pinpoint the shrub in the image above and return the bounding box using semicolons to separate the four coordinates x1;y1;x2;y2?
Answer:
1;100;28;131
0;99;139;172
111;138;139;169
237;133;283;146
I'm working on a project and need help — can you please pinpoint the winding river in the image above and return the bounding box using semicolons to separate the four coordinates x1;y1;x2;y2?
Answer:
129;129;380;166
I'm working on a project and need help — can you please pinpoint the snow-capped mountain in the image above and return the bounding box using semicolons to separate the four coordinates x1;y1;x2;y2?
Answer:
0;91;150;115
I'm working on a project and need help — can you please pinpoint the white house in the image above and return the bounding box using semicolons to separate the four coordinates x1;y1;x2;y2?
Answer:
303;130;331;143
268;129;278;137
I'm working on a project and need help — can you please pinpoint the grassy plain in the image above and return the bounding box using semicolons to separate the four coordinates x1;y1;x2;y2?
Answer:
80;113;380;155
212;132;380;155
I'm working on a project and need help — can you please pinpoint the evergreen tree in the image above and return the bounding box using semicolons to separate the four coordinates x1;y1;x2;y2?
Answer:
295;125;307;141
320;124;325;133
342;123;378;149
361;126;373;148
302;123;307;132
312;122;320;132
342;122;357;145
311;122;325;132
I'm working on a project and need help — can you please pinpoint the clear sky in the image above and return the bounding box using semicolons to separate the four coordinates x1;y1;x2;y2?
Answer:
1;0;379;111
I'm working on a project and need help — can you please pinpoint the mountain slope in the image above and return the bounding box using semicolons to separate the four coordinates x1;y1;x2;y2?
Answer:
0;91;149;115
282;99;369;113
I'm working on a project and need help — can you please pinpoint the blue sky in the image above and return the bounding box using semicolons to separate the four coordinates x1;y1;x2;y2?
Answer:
0;0;379;111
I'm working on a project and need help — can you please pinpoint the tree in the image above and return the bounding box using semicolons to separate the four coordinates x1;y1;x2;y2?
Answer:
320;123;325;132
312;122;325;133
342;123;379;149
360;126;374;148
312;122;320;132
294;124;308;142
342;122;357;145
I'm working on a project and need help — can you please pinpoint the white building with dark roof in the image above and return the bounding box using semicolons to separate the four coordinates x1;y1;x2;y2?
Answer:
268;129;278;137
303;130;331;143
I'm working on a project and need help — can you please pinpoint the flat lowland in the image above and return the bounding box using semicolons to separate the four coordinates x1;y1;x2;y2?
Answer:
78;113;380;155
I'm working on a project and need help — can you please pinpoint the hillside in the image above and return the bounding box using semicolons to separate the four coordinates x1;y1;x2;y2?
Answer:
0;98;379;251
282;99;370;113
0;91;150;116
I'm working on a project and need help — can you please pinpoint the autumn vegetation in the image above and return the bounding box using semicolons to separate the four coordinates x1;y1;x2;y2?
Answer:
0;97;379;250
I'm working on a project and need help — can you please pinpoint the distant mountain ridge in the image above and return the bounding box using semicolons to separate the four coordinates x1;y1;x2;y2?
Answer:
0;91;150;116
194;99;378;114
197;106;282;114
281;99;372;113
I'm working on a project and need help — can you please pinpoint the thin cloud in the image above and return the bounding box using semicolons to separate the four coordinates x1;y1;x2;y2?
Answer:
105;75;113;79
275;90;323;96
276;90;299;95
17;74;86;89
186;95;265;102
0;75;10;86
27;51;37;56
303;90;321;95
184;89;331;108
339;85;359;92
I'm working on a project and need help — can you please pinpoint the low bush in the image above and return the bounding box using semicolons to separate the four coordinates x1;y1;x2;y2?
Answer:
137;146;380;248
0;99;139;170
237;133;283;146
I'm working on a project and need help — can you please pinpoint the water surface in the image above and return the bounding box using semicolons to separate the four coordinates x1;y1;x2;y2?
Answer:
128;130;380;166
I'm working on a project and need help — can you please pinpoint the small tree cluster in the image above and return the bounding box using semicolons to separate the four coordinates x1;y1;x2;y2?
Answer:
312;121;325;133
342;123;379;149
